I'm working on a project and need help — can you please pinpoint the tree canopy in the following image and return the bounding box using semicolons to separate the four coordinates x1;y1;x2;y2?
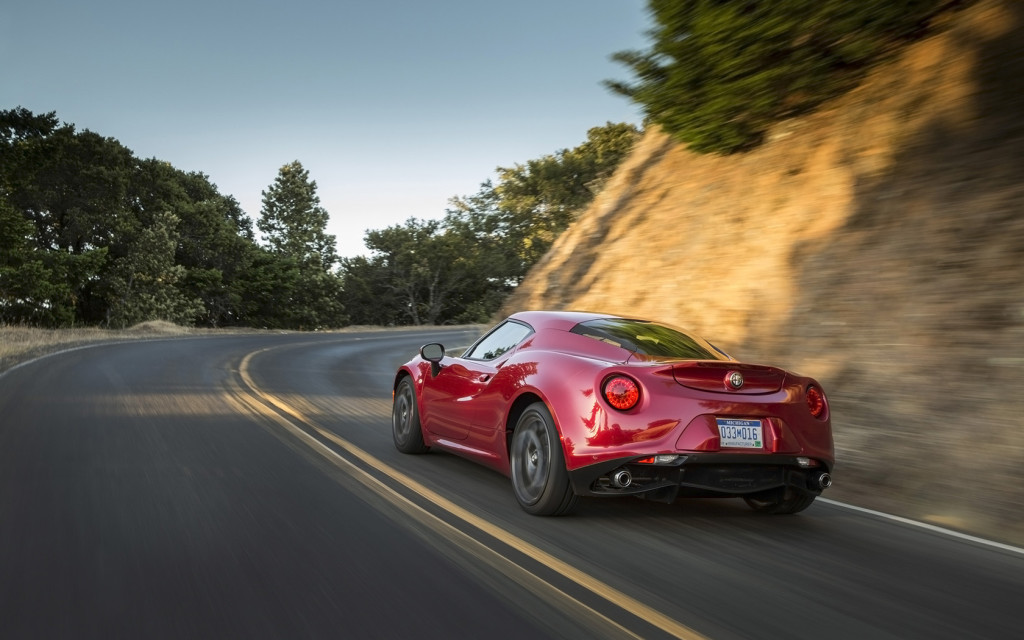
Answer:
0;108;346;329
258;161;337;271
607;0;954;153
255;161;346;329
3;109;638;329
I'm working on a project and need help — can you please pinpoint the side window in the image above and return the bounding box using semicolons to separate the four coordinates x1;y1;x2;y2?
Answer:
463;321;533;361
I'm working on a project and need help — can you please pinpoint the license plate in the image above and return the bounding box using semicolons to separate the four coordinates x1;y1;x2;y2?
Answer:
716;418;763;449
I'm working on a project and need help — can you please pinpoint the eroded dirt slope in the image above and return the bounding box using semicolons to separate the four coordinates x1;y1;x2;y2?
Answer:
504;0;1024;543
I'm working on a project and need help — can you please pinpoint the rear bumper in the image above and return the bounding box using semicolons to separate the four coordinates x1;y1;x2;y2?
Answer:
568;453;833;502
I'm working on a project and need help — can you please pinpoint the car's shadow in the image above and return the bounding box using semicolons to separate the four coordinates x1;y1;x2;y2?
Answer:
415;448;832;529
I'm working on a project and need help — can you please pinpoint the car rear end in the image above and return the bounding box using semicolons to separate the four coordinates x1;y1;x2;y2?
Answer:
561;357;834;507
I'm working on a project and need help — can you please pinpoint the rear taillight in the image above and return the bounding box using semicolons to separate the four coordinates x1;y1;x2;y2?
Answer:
603;375;640;411
806;385;826;419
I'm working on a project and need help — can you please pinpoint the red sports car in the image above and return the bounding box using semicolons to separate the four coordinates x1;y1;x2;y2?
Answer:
392;311;834;516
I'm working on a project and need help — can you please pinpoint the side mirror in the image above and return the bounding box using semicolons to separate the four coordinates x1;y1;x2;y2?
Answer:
420;343;445;377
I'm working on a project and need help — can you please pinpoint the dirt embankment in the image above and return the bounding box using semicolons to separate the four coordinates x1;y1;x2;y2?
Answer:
504;0;1024;544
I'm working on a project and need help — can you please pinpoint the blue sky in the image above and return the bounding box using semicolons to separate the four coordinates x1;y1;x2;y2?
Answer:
1;0;649;257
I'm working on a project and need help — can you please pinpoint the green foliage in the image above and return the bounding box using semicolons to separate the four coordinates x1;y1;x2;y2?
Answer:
337;255;402;326
128;160;256;327
3;118;136;256
253;161;347;329
103;211;203;328
445;122;640;285
258;161;337;271
0;196;71;324
1;109;136;323
488;122;641;270
343;123;641;325
37;247;109;326
0;107;268;328
343;219;468;326
233;248;346;330
3;108;635;329
608;0;951;153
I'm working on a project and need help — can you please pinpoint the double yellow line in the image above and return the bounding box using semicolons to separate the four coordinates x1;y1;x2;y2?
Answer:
232;347;707;640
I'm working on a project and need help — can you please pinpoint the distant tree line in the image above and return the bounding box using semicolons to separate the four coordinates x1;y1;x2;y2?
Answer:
608;0;961;153
340;122;639;325
1;107;638;329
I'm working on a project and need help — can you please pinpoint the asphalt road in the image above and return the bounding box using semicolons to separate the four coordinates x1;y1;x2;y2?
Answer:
1;330;1021;639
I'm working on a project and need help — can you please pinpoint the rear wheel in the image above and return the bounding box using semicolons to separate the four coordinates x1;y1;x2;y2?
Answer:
392;377;429;454
510;403;577;516
743;488;816;514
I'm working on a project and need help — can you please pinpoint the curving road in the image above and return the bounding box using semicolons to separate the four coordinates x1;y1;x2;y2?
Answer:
1;330;1021;639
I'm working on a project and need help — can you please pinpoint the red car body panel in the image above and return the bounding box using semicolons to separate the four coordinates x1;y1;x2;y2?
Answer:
395;311;834;503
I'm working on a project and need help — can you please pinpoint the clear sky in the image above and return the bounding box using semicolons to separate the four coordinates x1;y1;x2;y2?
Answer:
1;0;650;258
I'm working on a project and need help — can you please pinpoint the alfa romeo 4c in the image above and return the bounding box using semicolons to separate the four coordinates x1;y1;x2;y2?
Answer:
392;311;834;516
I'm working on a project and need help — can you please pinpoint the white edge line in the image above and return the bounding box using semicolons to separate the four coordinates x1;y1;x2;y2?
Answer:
818;498;1024;556
0;340;158;380
0;335;240;380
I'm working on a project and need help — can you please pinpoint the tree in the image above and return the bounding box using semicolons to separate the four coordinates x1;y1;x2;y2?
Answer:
103;210;202;328
254;161;346;329
361;219;469;326
0;108;131;324
257;161;337;271
338;254;402;326
446;122;641;286
0;107;59;144
1;108;354;329
0;196;69;324
607;0;952;153
233;247;347;330
490;122;640;270
128;160;257;327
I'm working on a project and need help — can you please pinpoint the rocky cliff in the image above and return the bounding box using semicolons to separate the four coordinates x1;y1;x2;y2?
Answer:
504;0;1024;543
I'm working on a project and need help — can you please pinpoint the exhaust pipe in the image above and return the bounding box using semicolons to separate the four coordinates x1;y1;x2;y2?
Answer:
611;469;632;489
814;472;832;490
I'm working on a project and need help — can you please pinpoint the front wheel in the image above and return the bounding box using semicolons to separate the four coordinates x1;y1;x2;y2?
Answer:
509;403;577;516
392;377;429;454
743;488;816;514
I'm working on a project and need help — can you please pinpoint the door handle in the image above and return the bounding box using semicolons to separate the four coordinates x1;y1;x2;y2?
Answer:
479;374;491;382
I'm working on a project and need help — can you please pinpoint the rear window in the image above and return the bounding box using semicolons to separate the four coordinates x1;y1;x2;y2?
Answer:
570;318;728;361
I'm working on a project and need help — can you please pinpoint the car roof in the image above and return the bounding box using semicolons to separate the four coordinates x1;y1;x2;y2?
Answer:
507;310;617;332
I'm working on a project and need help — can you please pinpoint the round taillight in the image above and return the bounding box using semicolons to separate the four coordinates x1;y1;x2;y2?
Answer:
604;376;640;411
806;386;826;419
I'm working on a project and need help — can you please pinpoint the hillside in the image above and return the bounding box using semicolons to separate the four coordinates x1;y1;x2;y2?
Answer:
504;0;1024;543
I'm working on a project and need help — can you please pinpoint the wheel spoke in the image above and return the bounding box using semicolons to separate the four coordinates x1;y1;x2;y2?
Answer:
509;403;578;516
393;389;409;437
513;414;552;503
392;379;428;454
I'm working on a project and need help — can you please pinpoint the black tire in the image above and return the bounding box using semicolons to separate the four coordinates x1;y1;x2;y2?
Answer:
743;488;816;514
509;403;578;516
392;377;429;454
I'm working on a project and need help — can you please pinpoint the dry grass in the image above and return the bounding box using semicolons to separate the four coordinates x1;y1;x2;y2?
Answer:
0;322;235;373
